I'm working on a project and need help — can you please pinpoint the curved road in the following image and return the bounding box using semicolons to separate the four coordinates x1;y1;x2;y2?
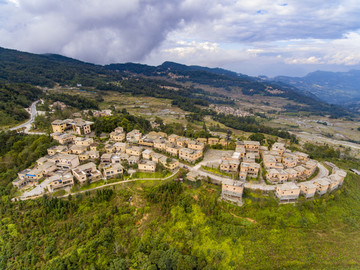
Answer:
9;100;45;134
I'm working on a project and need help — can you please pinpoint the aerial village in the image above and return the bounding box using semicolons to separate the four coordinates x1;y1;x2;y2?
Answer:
12;116;347;205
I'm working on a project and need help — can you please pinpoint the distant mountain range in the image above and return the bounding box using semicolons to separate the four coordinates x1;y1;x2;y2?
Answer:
274;70;360;110
0;47;353;117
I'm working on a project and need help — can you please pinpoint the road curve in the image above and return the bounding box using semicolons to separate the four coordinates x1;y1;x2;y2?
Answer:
9;100;45;135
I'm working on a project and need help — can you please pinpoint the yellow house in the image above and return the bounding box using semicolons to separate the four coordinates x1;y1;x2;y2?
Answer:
313;178;331;195
165;143;182;156
154;139;168;150
208;137;219;145
110;131;126;142
240;162;260;177
72;162;102;184
221;179;244;205
298;182;317;198
159;157;179;170
51;120;68;133
187;140;205;151
275;182;300;201
196;138;207;144
103;163;123;179
220;160;240;173
179;148;202;163
125;146;143;156
46;172;74;193
138;160;157;172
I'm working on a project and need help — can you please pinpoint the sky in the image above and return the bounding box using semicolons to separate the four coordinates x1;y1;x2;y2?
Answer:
1;0;360;77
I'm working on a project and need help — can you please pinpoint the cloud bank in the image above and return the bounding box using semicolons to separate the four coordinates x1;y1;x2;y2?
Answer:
1;0;360;76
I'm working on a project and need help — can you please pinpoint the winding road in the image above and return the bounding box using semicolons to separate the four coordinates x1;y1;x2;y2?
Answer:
9;100;45;135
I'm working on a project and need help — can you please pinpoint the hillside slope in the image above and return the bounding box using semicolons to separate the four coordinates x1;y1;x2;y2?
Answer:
0;47;351;118
274;70;360;108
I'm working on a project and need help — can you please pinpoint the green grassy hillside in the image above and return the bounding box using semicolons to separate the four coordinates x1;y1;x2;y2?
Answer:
1;170;359;269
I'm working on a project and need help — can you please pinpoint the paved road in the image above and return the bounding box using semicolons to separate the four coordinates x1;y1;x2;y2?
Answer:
313;163;329;180
17;169;180;201
9;100;45;134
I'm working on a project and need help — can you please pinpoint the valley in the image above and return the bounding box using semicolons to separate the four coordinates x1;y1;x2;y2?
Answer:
0;47;360;269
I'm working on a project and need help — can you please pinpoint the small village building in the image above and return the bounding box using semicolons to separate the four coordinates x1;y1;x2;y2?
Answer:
221;179;244;205
101;153;113;164
114;142;127;152
125;146;143;156
150;153;164;163
142;149;154;159
263;154;277;169
126;129;142;143
196;138;207;144
37;162;58;176
89;143;98;151
46;172;74;193
187;140;205;151
48;153;80;169
240;162;260;178
51;118;93;135
294;166;306;178
298;182;317;198
72;162;102;184
328;174;342;191
208;137;220;145
165;143;182;156
275;182;300;201
271;142;286;156
69;144;88;155
51;132;76;144
103;163;123;179
128;155;140;165
159;157;179;170
293;151;309;162
313;178;331;195
153;139;168;150
220;160;240;173
243;152;256;163
74;137;94;146
179;148;202;163
79;151;99;161
138;160;156;172
284;168;298;180
47;145;68;155
110;130;126;142
168;134;180;143
176;137;189;147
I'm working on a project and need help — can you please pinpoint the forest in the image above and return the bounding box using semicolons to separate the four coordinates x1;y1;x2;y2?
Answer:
0;83;42;126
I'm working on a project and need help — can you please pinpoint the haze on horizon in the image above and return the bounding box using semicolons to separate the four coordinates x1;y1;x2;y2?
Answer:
1;0;360;77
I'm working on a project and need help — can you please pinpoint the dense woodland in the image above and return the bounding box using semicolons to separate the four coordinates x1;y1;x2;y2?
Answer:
0;83;42;126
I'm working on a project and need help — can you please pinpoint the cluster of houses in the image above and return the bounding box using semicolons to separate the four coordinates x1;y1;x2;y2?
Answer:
12;117;349;205
263;142;318;184
12;118;229;197
275;167;347;201
217;141;318;184
218;165;347;205
219;140;261;180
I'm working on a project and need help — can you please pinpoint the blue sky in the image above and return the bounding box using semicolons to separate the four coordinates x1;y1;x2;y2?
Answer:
1;0;360;76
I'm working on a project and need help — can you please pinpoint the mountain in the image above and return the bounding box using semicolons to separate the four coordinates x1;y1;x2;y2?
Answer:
0;47;351;118
0;47;120;87
274;70;360;108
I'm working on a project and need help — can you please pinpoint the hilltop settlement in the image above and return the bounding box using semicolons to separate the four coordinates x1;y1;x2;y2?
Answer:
13;117;346;204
